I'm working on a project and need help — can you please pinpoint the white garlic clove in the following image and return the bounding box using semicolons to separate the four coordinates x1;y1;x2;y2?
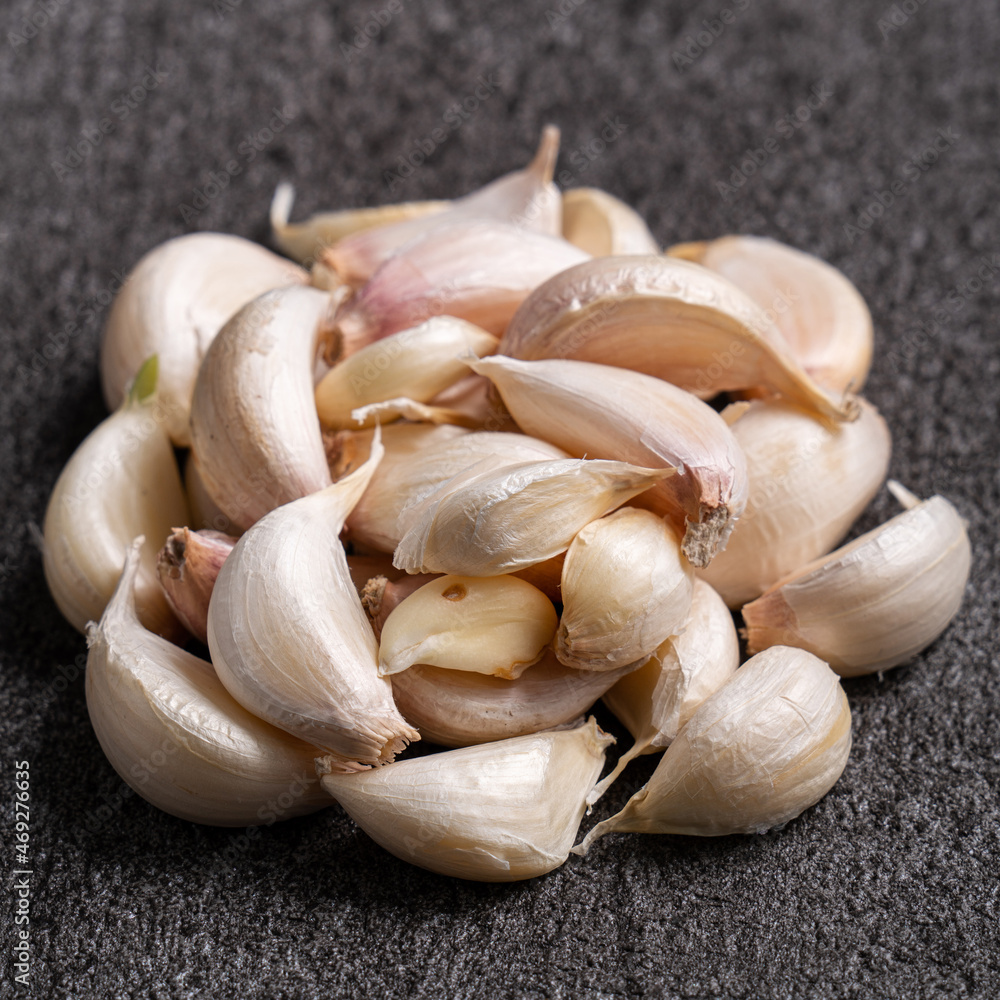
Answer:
698;397;892;608
101;234;307;446
318;718;614;881
498;255;855;421
393;456;674;576
87;539;331;827
561;187;659;256
378;575;558;679
668;235;873;396
557;509;694;672
467;355;747;567
349;397;484;430
43;357;189;638
575;646;851;851
742;482;971;676
206;430;420;771
189;286;336;531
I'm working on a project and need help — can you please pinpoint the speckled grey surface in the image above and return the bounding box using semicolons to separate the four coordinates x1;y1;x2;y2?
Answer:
1;1;999;997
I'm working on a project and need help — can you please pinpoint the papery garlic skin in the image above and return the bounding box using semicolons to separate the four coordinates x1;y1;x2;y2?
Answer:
557;509;694;672
699;397;892;608
561;188;659;256
393;456;673;576
189;286;335;531
468;355;747;567
318;718;613;881
101;233;307;446
87;539;330;826
669;235;873;396
742;482;971;676
43;359;189;638
378;575;558;679
207;433;420;771
576;646;851;850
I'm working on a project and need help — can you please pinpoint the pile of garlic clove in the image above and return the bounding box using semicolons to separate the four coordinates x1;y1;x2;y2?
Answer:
44;126;972;882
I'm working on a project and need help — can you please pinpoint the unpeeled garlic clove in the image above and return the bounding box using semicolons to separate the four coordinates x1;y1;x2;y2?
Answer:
206;431;420;771
575;646;851;851
87;539;330;827
468;355;747;567
101;234;308;446
318;718;614;881
156;528;237;645
668;235;873;396
333;219;590;346
189;286;336;531
742;482;971;676
323;125;563;286
698;397;892;608
378;575;558;679
43;356;189;638
594;578;740;802
557;509;693;672
561;187;659;256
347;555;410;602
393;456;674;576
315;317;498;429
498;255;855;421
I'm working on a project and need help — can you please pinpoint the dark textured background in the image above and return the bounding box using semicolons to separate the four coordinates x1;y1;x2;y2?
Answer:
2;1;999;997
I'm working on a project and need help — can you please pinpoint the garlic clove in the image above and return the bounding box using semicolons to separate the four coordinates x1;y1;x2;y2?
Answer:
361;572;439;639
43;356;189;638
561;187;659;256
668;235;873;396
206;430;420;771
347;555;409;601
87;539;330;827
498;255;855;421
189;285;336;531
467;355;747;567
698;397;892;608
333;219;590;346
390;651;638;748
557;509;694;672
742;482;971;676
349;397;484;430
393;456;674;576
156;528;237;645
327;421;469;482
594;578;740;802
575;646;851;851
101;234;308;446
318;717;613;881
323;125;563;286
378;575;558;679
511;552;565;604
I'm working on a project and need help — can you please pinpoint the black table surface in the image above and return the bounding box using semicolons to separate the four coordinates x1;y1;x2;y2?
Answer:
2;1;998;997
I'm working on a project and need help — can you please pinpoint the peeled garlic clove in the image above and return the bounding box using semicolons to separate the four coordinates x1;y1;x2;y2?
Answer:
346;428;567;554
189;286;335;531
156;528;236;645
561;187;659;256
87;539;330;826
668;236;873;396
558;509;693;672
318;718;613;881
575;646;851;851
499;255;854;421
391;651;637;748
207;432;420;771
101;234;307;446
324;125;562;285
468;355;747;567
699;397;892;607
333;219;590;345
379;575;558;679
594;579;740;801
393;456;673;576
315;317;498;429
742;482;971;676
270;181;449;265
43;357;189;638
